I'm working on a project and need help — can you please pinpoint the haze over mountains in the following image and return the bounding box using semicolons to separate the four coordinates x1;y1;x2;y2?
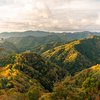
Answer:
0;31;100;39
0;31;55;39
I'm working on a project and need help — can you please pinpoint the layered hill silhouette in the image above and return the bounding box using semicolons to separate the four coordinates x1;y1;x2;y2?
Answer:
5;31;100;52
1;31;100;39
5;35;61;52
0;31;55;39
31;35;100;75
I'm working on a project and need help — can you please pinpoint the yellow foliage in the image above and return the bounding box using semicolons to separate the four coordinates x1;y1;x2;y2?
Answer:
1;69;11;78
64;51;78;63
0;89;6;95
11;72;17;77
39;93;52;100
91;64;100;70
29;79;32;83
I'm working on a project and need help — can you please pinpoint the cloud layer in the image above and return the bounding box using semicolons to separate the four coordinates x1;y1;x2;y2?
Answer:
0;0;100;32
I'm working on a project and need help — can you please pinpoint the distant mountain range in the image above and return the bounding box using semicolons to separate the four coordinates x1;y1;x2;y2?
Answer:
0;31;55;39
0;30;100;39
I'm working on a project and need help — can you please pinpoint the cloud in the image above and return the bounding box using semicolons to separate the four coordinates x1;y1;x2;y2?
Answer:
21;2;52;19
0;0;100;32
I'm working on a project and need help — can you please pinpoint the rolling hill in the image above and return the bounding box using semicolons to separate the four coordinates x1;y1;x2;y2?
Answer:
0;41;20;56
31;39;77;54
0;52;66;91
0;52;67;99
41;64;100;100
5;35;61;52
31;35;100;75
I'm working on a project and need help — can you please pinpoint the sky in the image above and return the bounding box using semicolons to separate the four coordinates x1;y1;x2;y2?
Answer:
0;0;100;32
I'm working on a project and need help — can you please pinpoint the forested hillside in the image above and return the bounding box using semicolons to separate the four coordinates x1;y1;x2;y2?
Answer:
0;52;66;99
32;39;77;54
0;41;20;56
1;52;66;90
6;35;61;52
41;64;100;100
1;53;100;100
32;35;100;75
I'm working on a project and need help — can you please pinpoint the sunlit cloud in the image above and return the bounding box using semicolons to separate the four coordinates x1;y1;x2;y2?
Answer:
0;0;100;32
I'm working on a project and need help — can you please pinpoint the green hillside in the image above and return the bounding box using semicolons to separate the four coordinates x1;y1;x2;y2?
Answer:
69;64;100;99
32;39;77;54
0;52;66;99
70;64;100;87
5;37;22;43
1;52;66;91
41;64;100;100
0;63;44;100
6;35;61;52
0;41;20;56
38;36;100;75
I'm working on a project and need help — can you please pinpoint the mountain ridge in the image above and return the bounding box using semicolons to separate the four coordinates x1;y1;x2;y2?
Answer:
31;35;100;75
1;31;100;39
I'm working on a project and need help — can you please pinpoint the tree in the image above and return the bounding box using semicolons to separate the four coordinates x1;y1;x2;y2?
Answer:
50;80;85;100
82;76;100;99
27;87;40;100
